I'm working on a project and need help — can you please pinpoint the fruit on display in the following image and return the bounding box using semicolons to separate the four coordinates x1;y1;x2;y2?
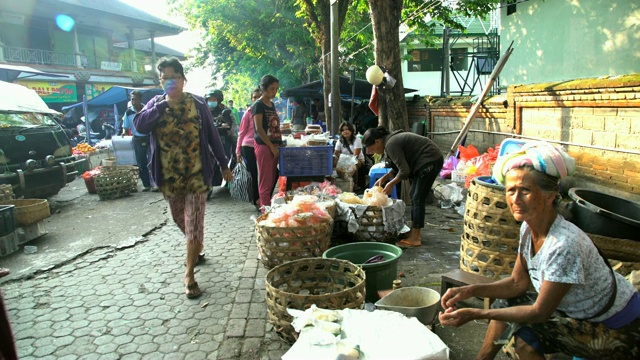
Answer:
73;143;97;154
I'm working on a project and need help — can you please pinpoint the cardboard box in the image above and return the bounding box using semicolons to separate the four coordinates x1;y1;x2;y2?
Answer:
335;178;354;192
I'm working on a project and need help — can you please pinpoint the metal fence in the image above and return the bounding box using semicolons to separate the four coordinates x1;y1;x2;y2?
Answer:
0;45;143;72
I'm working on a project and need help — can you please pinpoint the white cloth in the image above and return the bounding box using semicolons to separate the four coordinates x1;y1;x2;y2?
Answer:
282;308;449;360
519;215;635;321
335;199;408;234
335;137;365;162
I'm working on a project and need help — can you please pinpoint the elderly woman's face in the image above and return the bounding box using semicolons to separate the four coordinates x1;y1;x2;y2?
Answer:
504;168;556;223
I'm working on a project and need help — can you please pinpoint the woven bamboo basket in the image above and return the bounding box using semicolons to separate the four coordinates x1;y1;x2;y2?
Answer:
587;232;640;263
94;169;136;201
265;258;366;344
355;204;396;243
255;214;333;269
0;199;50;227
460;177;520;279
100;165;139;192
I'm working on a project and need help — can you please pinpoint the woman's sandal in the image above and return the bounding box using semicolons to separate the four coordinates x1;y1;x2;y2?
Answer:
185;282;202;299
0;268;9;278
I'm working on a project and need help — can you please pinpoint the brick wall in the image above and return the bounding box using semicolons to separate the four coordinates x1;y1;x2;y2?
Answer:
425;74;640;194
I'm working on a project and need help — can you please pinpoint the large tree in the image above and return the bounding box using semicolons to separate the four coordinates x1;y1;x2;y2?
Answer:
295;0;350;130
368;0;500;131
167;0;320;102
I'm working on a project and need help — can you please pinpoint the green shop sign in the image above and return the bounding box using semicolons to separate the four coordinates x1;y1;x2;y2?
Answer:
17;81;77;103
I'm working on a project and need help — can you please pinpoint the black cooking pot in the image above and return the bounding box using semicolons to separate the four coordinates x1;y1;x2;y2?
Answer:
568;188;640;241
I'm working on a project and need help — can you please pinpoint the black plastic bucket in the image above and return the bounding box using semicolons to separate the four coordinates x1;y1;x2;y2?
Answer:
568;188;640;241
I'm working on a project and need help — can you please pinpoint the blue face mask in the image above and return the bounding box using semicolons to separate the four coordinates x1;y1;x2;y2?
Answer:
208;101;218;108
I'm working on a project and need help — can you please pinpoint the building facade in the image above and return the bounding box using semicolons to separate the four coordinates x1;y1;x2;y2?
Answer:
0;0;184;111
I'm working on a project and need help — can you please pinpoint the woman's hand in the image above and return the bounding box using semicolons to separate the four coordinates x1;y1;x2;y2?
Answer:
438;307;478;327
236;155;243;164
374;176;387;188
271;147;280;159
382;183;394;196
440;286;470;309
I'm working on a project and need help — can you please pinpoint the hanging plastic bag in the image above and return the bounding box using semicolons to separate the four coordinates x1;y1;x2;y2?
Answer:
230;161;253;203
336;154;358;180
439;155;459;179
458;144;480;162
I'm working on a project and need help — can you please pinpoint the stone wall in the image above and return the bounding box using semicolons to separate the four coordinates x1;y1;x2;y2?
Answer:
424;74;640;194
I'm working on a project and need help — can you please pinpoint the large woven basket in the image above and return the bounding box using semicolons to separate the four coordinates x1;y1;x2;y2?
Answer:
0;199;50;227
255;214;333;269
587;233;640;263
265;258;366;344
355;204;396;243
94;169;136;200
100;165;139;192
460;177;520;279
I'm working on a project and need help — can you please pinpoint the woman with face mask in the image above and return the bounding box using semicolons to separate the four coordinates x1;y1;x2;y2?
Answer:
252;75;282;209
134;57;232;299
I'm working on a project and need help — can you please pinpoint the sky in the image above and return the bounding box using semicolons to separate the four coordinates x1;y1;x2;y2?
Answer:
124;0;212;95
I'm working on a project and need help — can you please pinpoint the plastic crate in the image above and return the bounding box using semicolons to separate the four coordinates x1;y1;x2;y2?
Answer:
0;232;18;257
0;205;16;237
279;146;333;177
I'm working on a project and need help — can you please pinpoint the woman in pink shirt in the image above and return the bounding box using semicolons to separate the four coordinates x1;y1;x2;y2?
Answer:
236;88;262;209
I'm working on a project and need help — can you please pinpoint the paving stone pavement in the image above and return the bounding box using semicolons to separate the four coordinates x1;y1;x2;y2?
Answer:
1;189;291;360
1;184;510;360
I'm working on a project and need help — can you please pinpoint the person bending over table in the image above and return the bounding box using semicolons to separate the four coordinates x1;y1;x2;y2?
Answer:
362;126;443;248
438;140;640;360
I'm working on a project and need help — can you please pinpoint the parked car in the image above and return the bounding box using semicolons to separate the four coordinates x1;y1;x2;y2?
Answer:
0;81;85;198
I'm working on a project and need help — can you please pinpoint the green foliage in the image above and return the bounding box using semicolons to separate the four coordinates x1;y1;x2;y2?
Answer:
401;0;499;48
168;0;320;103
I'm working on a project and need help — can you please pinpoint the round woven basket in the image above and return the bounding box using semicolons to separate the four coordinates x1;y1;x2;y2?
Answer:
587;232;640;263
355;204;396;243
0;199;50;227
100;165;139;192
94;169;136;201
255;214;333;269
265;258;366;344
460;177;520;279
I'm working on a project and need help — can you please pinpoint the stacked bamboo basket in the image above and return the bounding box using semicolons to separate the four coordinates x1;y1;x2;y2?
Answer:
460;177;520;279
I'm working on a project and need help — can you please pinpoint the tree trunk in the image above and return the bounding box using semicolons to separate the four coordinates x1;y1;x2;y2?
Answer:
368;0;408;132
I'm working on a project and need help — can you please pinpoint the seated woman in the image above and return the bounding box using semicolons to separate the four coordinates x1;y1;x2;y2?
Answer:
439;141;640;360
333;122;365;190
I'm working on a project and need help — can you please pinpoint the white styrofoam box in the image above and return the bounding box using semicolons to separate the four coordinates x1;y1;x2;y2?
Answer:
17;221;47;245
451;170;466;183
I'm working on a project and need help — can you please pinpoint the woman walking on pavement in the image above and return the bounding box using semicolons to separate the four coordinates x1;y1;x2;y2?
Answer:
253;75;282;209
236;88;262;210
134;57;231;299
362;126;443;248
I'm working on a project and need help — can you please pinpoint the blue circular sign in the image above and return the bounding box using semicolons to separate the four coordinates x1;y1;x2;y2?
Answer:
15;135;26;141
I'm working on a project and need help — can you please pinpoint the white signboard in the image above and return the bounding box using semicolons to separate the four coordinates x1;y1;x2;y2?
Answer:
100;61;122;71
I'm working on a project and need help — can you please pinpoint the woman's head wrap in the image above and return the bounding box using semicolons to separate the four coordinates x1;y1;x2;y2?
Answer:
492;141;575;184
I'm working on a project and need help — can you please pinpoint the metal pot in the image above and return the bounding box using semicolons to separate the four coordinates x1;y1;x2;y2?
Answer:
568;188;640;241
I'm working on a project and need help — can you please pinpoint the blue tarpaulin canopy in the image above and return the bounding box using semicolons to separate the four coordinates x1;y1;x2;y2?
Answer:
62;86;163;111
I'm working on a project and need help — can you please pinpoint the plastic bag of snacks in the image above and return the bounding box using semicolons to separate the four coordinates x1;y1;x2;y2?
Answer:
362;186;392;207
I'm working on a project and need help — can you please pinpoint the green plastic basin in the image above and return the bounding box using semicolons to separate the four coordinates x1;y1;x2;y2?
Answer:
323;242;402;303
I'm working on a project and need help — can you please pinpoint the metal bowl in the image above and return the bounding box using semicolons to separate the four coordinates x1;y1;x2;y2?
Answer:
374;287;441;326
